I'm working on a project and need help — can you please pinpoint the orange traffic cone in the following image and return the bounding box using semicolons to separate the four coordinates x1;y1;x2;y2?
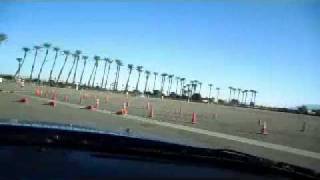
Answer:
192;112;197;124
261;121;268;135
35;88;40;96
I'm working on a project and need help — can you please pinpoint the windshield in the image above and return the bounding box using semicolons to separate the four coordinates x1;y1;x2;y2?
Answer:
0;0;319;173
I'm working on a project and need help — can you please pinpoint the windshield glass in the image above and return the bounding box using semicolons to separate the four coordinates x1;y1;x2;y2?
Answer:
0;0;319;173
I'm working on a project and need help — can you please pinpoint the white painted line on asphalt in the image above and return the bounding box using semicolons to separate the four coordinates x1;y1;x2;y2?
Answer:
17;93;320;160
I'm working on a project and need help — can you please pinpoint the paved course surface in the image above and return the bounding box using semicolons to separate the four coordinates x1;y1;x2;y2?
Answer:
1;81;320;171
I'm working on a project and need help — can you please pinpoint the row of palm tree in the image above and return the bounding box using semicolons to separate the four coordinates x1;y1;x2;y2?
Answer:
228;86;258;105
11;42;258;105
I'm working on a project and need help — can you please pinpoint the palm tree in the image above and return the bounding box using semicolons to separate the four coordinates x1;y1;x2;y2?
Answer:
65;52;78;84
113;59;123;91
175;76;180;94
191;80;198;94
186;84;192;98
198;82;202;94
208;84;213;100
243;90;249;105
104;59;113;89
135;66;143;91
237;88;242;102
249;90;255;104
160;73;167;94
91;56;100;87
241;90;245;104
72;50;82;84
56;50;71;83
232;88;237;100
29;46;42;79
228;86;233;102
87;57;95;87
15;47;30;77
144;70;151;93
124;64;134;92
79;55;88;85
216;87;220;103
0;33;7;44
48;47;60;81
180;78;186;95
37;43;51;81
15;58;22;76
152;72;158;91
100;58;110;88
167;74;174;95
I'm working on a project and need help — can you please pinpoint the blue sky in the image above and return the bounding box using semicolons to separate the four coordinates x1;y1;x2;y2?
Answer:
0;1;319;107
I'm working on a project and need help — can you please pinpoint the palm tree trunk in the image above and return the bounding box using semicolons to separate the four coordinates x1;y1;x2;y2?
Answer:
72;56;80;84
30;49;39;79
15;51;27;77
244;93;248;104
49;51;59;81
168;78;173;95
15;60;22;77
87;65;95;87
125;70;132;92
209;87;212;99
56;56;68;83
65;56;77;84
113;66;118;91
37;50;49;81
229;89;232;102
79;61;87;85
116;66;121;90
144;75;149;93
160;77;164;94
216;90;220;102
135;72;141;91
91;65;98;87
104;63;111;89
101;61;107;88
175;79;179;94
152;75;157;91
115;66;119;90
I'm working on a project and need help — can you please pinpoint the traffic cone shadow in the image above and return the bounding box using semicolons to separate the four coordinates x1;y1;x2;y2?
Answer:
81;105;96;111
16;97;29;104
43;100;56;107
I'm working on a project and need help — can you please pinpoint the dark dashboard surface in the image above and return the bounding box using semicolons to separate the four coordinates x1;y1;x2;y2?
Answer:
0;121;317;179
0;145;278;179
